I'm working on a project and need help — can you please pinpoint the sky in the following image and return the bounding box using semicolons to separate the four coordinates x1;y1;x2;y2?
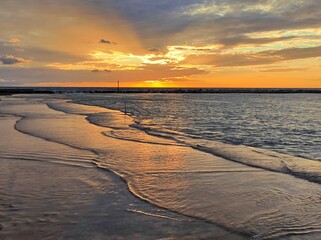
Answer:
0;0;321;88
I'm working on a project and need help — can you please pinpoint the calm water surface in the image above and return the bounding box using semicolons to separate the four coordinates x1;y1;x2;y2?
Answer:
72;93;321;161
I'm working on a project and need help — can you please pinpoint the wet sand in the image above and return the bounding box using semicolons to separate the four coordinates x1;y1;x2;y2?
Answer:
3;94;321;239
0;103;244;239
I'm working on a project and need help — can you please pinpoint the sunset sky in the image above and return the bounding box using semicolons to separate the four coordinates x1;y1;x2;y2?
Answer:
0;0;320;88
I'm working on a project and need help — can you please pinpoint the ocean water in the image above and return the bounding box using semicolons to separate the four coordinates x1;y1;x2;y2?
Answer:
70;93;321;161
1;93;321;239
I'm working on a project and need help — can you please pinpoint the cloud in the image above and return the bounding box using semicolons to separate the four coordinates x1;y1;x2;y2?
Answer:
91;69;112;73
260;68;308;72
148;48;160;52
183;45;321;67
99;39;116;44
218;35;298;47
100;39;111;44
9;38;20;44
100;0;321;48
0;63;206;86
0;41;87;65
0;78;16;86
276;46;321;60
0;55;27;65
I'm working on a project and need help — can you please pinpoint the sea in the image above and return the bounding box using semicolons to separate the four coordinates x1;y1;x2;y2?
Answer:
70;92;321;161
1;90;321;239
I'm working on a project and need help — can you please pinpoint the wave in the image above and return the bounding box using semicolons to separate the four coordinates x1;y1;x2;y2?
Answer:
45;98;321;185
5;96;321;239
102;129;185;146
119;122;321;185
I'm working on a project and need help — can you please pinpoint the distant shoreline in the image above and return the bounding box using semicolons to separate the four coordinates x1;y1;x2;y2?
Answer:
1;87;321;95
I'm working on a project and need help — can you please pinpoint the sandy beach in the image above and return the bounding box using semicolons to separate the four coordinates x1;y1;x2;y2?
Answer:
1;94;321;239
0;96;244;239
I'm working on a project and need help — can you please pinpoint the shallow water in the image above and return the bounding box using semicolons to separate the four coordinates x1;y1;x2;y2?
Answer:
0;100;241;240
1;95;321;239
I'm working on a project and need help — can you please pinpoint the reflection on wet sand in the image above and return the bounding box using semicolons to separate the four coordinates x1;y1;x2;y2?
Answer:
0;99;244;240
2;96;321;239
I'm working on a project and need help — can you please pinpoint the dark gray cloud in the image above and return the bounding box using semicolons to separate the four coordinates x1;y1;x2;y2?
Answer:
100;39;111;44
148;48;160;52
183;45;321;67
91;69;112;73
99;39;116;45
0;55;26;65
86;0;321;48
3;1;320;50
276;46;321;60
